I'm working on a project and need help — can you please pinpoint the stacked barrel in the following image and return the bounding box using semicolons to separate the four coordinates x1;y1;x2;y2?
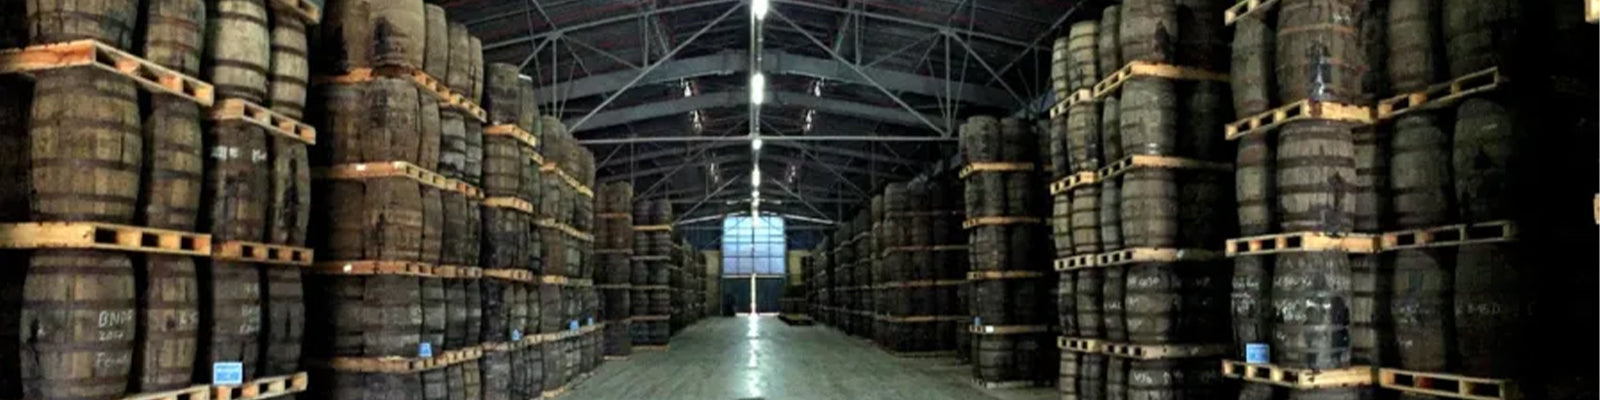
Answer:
630;200;674;346
535;119;602;394
814;237;836;326
876;176;969;356
596;182;634;357
668;240;705;332
0;1;318;399
959;116;1054;387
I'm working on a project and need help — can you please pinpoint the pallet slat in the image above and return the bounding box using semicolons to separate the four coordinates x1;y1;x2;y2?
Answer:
1221;360;1373;388
1049;89;1094;118
1224;0;1280;25
484;124;540;150
1049;172;1098;196
270;0;322;24
1379;220;1516;251
959;162;1036;178
967;270;1046;280
1093;61;1229;98
213;241;314;266
122;385;212;400
316;161;455;192
1096;155;1232;181
1378;368;1519;400
311;261;440;278
0;40;215;107
1225;232;1380;256
1376;67;1504;121
1224;100;1373;140
210;99;317;145
968;324;1050;335
212;372;309;400
0;222;212;256
962;216;1042;229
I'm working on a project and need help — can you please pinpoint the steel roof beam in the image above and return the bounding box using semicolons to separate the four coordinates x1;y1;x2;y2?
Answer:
567;90;946;132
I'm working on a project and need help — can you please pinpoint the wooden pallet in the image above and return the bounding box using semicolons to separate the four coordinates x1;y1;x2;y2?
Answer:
634;284;670;290
434;265;483;279
537;218;595;242
1380;220;1516;251
1057;337;1102;353
1377;67;1505;120
311;261;439;277
453;180;485;199
316;161;453;191
541;165;595;198
595;283;632;290
1049;89;1095;118
960;162;1036;179
1225;99;1373;140
484;124;540;150
210;98;317;145
212;372;308;400
967;270;1046;280
214;241;314;266
1224;0;1281;25
962;216;1042;229
539;274;570;285
1379;368;1519;400
1049;171;1098;196
1096;155;1232;181
972;378;1051;390
1102;343;1229;360
0;222;212;256
633;224;674;232
270;0;322;24
968;325;1049;335
1093;61;1229;98
1226;232;1380;256
319;67;487;122
123;385;211;400
594;248;634;255
484;268;536;283
540;386;567;399
323;348;482;373
482;197;535;214
1221;360;1373;389
1053;253;1099;271
885;349;956;358
0;39;214;107
1096;247;1222;267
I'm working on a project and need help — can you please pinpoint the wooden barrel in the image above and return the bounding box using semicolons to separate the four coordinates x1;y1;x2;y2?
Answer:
648;290;670;316
1175;0;1226;69
1003;173;1034;218
201;261;260;380
960;116;1002;162
269;14;309;118
464;122;484;186
1349;254;1384;365
323;371;421;400
1276;121;1356;233
1102;267;1127;342
540;342;565;390
469;37;484;103
141;0;205;75
1060;352;1081;400
481;208;526;269
1231;15;1274;117
1098;180;1123;250
507;347;528;399
15;251;136;399
444;279;466;349
479;280;507;341
1119;0;1177;63
519;146;540;204
446;22;472;96
524;283;540;335
1067;101;1101;172
1272;252;1352;368
1106;357;1126;400
1078;354;1106;400
1068;186;1100;254
1183;80;1228;160
1068;22;1098;91
974;336;1019;382
540;285;562;332
464;278;482;343
317;178;423;261
376;78;422;164
1387;0;1439;92
422;369;446;400
1052;37;1071;100
1120;170;1178;248
1052;194;1073;258
318;0;371;73
462;359;482;400
1100;95;1122;162
268;137;311;245
1232;255;1272;346
29;69;141;223
439;110;468;179
26;0;137;47
1098;6;1122;74
423;4;448;79
480;351;510;400
485;63;522;125
261;266;303;375
1124;262;1180;343
421;277;446;353
205;0;270;103
140;98;203;230
505;284;527;341
313;82;362;165
1048;114;1069;179
1275;0;1367;103
482;136;522;197
1241;383;1280;400
1000;117;1035;163
418;92;441;171
306;275;419;357
1075;270;1104;338
1178;170;1228;248
518;78;540;134
1390;113;1452;228
1353;128;1387;232
1118;77;1177;156
1126;359;1226;399
203;122;269;241
133;255;197;392
370;0;425;69
440;192;468;265
1442;0;1520;77
1237;135;1275;235
1452;98;1517;222
1454;243;1525;377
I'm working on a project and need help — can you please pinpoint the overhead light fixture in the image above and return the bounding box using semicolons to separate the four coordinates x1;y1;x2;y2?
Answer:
750;169;761;187
751;190;760;199
750;73;765;105
751;137;763;151
752;0;769;20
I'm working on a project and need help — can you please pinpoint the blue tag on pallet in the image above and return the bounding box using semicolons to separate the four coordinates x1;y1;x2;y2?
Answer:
587;317;594;326
419;342;433;358
1245;343;1270;363
569;320;579;331
511;329;523;341
212;362;243;385
973;317;981;326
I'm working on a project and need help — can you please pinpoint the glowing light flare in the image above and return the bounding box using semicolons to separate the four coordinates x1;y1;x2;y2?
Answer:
750;73;766;105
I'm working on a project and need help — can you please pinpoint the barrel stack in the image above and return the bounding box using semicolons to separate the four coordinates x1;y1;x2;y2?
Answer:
596;182;635;357
1048;2;1238;399
851;210;873;338
813;237;834;326
869;174;967;357
0;1;319;399
630;199;675;347
959;116;1054;388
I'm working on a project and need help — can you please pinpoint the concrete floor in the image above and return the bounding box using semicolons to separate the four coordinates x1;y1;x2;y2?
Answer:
565;316;1057;400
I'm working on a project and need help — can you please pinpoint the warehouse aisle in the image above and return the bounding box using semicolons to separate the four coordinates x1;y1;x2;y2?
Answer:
565;316;1054;400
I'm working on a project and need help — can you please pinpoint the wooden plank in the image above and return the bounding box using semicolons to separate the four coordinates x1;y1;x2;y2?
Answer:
484;268;536;283
1376;67;1505;120
966;270;1046;280
1379;220;1516;251
1379;368;1520;400
311;261;438;277
1102;342;1229;360
1226;232;1380;257
122;385;212;400
484;124;540;150
633;224;674;232
1057;337;1102;354
1049;171;1098;196
1225;100;1373;140
212;372;308;400
316;161;454;191
1054;253;1100;271
213;241;314;266
210;99;316;145
1222;360;1374;389
1224;0;1280;25
482;197;535;214
1096;247;1222;267
1096;155;1232;181
962;216;1042;229
1049;89;1094;118
0;222;213;256
967;324;1050;335
959;162;1035;179
1093;61;1229;98
0;40;215;107
270;0;322;24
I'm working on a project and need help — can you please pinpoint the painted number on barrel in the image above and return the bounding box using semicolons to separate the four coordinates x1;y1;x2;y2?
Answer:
419;342;433;358
213;362;244;385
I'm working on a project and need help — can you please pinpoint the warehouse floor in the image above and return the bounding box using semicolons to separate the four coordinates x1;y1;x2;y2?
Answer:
566;316;1055;400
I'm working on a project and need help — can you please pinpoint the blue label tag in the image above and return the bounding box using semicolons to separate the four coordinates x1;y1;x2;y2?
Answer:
1245;343;1270;363
419;342;433;358
569;320;579;331
511;329;523;341
972;317;981;326
586;317;594;326
212;362;244;385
